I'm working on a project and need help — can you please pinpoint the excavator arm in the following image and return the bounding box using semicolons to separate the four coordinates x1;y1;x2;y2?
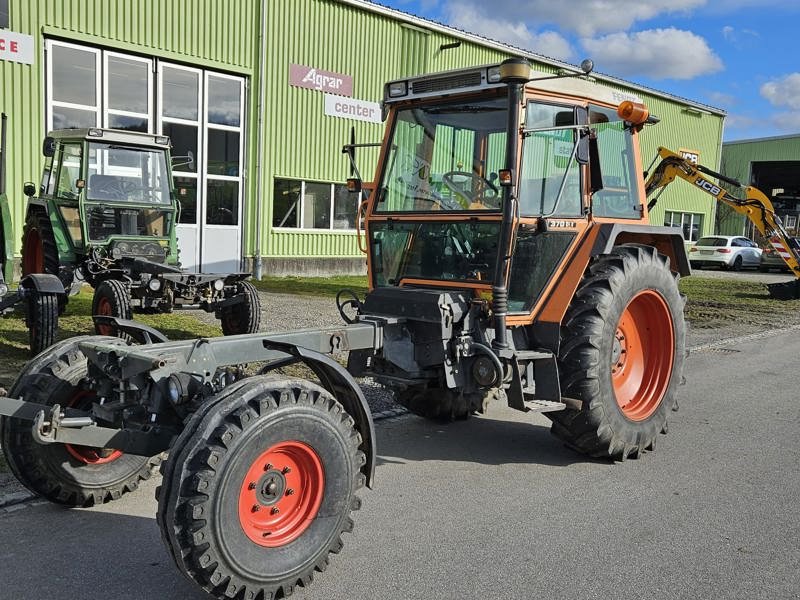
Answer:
644;147;800;297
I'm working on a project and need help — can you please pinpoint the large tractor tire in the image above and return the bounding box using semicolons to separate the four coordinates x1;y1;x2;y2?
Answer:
0;336;162;506
549;244;686;460
157;377;365;600
25;290;59;356
220;280;261;335
21;210;59;278
92;279;132;338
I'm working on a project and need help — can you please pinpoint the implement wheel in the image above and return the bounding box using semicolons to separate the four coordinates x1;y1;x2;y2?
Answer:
92;279;132;338
549;244;686;460
220;280;261;335
157;377;364;600
0;336;161;506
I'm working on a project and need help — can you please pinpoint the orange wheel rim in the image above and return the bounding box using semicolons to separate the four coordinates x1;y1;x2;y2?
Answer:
238;441;325;548
22;230;43;275
611;290;674;421
95;296;114;335
64;391;123;464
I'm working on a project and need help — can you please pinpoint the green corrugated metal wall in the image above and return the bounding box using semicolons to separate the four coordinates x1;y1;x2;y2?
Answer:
1;0;724;266
719;135;800;235
0;0;258;260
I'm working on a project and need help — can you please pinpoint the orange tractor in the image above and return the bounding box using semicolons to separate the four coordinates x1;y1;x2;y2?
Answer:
1;59;693;598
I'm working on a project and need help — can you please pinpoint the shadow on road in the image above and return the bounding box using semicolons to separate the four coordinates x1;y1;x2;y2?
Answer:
375;408;608;469
0;503;200;599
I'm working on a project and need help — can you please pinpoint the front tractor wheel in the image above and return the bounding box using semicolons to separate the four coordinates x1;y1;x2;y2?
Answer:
220;280;262;335
92;279;132;338
0;336;162;506
25;290;59;356
550;244;686;460
157;377;365;600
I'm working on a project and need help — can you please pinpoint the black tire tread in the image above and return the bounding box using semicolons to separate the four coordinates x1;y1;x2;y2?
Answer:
549;244;686;460
0;336;161;507
157;377;364;600
26;290;59;356
220;280;262;335
92;279;132;338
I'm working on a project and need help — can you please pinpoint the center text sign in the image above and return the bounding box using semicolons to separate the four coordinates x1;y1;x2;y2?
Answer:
324;95;382;124
289;64;353;97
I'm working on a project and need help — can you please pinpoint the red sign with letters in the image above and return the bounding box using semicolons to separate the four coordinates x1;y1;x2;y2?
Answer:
289;64;353;97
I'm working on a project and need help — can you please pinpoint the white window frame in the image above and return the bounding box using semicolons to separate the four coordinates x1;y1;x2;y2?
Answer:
203;71;244;229
46;40;101;131
665;210;703;242
158;62;203;225
273;178;356;232
103;51;153;134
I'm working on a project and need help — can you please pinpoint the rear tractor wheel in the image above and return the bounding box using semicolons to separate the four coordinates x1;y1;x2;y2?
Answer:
92;279;132;338
549;244;686;460
0;336;162;506
157;377;364;599
21;210;68;313
220;280;262;335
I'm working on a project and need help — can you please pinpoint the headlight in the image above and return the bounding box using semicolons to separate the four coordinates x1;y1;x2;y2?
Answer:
111;246;122;259
213;279;224;291
0;281;8;298
487;66;502;83
387;81;408;97
166;375;183;404
148;277;162;292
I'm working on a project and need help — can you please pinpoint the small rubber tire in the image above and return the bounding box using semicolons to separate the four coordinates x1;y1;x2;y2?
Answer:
92;279;132;338
25;291;59;356
220;280;262;335
548;244;686;460
156;376;365;600
0;335;162;507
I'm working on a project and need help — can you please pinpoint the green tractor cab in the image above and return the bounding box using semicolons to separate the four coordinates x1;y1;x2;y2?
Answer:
21;128;260;335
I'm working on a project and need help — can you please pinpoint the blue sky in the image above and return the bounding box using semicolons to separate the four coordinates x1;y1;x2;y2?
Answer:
375;0;800;141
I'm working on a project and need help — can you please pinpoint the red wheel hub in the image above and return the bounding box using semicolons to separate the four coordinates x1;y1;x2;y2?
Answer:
22;230;43;275
238;441;325;548
95;296;114;336
611;290;675;421
64;390;124;464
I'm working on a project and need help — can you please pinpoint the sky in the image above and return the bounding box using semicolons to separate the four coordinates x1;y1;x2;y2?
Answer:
375;0;800;141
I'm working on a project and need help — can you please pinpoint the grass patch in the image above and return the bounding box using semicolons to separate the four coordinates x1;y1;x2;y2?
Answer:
679;276;800;329
252;275;368;298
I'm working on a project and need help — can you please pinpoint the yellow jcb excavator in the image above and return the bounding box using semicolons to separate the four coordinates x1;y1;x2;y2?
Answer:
643;145;800;299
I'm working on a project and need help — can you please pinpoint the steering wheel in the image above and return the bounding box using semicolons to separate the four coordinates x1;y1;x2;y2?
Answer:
442;171;499;207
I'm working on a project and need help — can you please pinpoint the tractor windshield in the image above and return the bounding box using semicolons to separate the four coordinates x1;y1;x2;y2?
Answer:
86;143;171;204
375;96;507;212
84;143;173;242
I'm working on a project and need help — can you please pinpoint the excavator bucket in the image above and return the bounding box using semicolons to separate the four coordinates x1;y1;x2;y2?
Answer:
766;279;800;300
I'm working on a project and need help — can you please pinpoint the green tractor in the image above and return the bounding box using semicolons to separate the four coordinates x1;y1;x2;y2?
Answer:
0;113;64;355
20;128;260;336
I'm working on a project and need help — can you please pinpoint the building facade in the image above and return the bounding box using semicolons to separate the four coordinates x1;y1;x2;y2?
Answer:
0;0;725;276
721;135;800;238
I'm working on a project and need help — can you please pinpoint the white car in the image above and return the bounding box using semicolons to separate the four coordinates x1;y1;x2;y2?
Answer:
689;235;762;270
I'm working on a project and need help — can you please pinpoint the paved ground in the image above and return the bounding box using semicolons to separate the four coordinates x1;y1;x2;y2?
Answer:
0;327;798;599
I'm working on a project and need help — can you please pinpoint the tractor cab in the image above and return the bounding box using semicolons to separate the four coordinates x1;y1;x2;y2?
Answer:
27;129;178;270
357;60;661;322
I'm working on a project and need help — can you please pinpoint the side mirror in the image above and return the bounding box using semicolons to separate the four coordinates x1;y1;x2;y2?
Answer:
42;137;56;157
577;135;589;165
347;177;362;194
23;181;36;197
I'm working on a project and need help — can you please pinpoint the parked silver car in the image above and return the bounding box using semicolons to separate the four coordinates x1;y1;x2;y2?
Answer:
689;235;762;270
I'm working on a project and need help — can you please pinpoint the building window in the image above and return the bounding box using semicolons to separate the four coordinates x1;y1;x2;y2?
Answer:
273;179;355;230
47;41;101;130
665;211;703;242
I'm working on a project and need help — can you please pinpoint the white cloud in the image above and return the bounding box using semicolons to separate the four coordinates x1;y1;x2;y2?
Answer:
443;0;705;37
722;25;735;40
445;2;573;59
707;91;736;106
771;111;800;132
761;73;800;110
581;28;723;80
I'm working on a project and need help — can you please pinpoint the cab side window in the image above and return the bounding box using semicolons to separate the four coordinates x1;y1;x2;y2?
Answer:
590;105;641;219
55;143;83;200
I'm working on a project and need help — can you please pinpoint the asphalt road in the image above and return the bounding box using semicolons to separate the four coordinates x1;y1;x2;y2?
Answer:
1;331;798;600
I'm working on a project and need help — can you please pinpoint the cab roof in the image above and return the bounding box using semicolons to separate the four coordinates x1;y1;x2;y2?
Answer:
46;128;170;149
